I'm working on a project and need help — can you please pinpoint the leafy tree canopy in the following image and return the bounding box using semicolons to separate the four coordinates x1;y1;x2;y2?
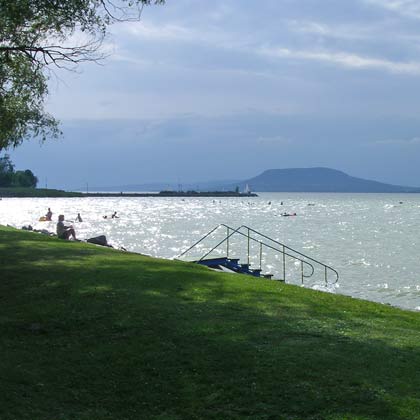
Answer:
0;0;163;151
0;154;14;186
0;154;38;187
14;169;38;188
0;154;38;188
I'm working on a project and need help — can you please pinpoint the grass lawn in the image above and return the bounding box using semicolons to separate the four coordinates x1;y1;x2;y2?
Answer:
0;225;420;420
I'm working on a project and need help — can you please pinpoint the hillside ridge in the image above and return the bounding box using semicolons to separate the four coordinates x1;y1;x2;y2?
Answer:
239;167;420;193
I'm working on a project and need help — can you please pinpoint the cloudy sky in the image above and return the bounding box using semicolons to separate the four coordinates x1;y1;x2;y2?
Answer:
8;0;420;189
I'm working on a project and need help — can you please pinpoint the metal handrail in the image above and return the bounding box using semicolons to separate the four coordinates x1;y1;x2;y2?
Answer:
198;225;251;261
198;226;314;280
197;227;315;280
177;224;224;258
237;225;339;284
177;224;339;285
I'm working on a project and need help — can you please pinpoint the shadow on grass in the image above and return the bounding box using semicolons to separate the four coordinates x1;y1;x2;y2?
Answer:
0;229;103;261
1;227;420;419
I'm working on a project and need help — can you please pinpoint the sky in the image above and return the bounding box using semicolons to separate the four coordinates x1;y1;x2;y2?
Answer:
7;0;420;189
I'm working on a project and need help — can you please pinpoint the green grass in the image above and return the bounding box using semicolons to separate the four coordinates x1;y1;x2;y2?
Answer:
1;225;420;420
0;187;83;197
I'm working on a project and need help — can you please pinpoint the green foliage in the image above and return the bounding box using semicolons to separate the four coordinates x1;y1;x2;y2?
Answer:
0;154;38;187
12;169;38;187
0;0;164;150
0;154;14;186
0;52;60;149
1;225;420;419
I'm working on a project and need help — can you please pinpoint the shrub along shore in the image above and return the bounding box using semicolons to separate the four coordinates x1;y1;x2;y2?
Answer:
1;225;420;420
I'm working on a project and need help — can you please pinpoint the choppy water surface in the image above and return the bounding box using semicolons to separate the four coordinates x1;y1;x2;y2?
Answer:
1;193;420;311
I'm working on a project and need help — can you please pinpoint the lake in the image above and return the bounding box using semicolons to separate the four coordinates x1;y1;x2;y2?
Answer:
1;192;420;311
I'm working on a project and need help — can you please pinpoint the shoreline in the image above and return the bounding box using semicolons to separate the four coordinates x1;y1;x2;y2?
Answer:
9;224;419;313
84;191;258;197
0;187;258;198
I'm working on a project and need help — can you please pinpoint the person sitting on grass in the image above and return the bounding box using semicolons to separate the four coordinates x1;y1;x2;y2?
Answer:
56;215;77;240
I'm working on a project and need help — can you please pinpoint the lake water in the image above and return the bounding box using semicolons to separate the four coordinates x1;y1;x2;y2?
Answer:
1;193;420;311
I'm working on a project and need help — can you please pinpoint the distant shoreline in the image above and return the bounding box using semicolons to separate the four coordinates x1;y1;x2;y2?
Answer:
0;187;258;198
84;191;258;198
3;187;420;198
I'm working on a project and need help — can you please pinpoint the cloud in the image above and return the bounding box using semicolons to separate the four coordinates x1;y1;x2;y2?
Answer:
44;0;420;125
259;46;420;75
111;20;420;78
364;0;420;20
286;20;375;40
116;21;193;41
113;19;241;49
108;8;420;79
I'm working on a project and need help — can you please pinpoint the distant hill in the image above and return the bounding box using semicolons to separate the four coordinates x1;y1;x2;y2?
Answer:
235;168;420;193
77;168;420;194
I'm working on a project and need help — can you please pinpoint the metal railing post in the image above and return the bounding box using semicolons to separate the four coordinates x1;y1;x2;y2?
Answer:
259;242;262;270
301;261;304;284
227;226;229;258
247;227;250;266
283;245;286;282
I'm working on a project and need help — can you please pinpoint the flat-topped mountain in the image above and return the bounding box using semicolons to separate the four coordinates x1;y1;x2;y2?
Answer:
77;168;420;193
238;167;420;193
